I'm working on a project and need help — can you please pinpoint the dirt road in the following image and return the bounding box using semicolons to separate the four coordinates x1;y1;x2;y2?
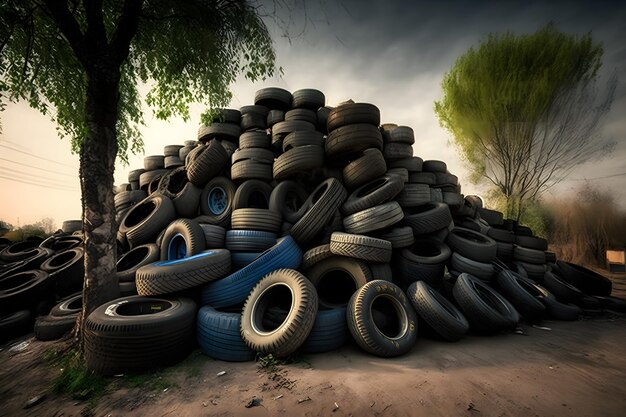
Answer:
2;309;626;417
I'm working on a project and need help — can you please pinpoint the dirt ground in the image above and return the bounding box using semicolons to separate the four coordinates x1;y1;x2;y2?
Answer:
1;272;626;417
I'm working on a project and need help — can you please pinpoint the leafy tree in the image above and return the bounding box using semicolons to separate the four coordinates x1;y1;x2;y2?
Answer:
434;24;616;220
0;0;278;344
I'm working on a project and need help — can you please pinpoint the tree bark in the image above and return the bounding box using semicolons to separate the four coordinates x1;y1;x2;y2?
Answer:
75;66;121;347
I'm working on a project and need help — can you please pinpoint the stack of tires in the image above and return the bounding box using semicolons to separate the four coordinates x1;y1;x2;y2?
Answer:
0;221;85;344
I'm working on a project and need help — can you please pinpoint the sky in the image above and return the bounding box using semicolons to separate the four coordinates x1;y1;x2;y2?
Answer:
1;0;625;228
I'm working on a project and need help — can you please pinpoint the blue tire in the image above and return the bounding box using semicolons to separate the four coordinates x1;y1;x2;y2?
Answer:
225;230;277;252
197;306;255;362
231;252;263;270
201;236;302;308
301;307;348;353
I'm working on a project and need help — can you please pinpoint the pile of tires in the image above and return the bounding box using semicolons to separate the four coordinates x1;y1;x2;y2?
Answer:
0;222;85;344
3;87;621;373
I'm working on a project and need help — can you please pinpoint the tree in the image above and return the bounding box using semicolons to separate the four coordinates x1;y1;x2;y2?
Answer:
434;24;616;221
0;0;278;345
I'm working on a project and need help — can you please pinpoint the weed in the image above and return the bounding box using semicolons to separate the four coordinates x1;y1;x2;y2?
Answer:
122;370;177;391
51;349;107;400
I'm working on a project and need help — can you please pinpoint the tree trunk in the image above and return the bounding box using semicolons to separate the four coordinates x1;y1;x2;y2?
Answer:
75;67;121;349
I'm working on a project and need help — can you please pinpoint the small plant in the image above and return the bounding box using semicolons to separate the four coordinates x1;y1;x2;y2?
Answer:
52;349;107;400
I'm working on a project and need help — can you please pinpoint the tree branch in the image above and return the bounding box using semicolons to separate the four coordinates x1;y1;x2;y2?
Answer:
110;0;144;65
42;0;86;62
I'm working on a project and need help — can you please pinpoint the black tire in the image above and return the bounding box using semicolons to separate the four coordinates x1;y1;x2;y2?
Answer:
136;249;231;295
231;208;282;233
543;270;584;304
449;252;494;282
407;281;469;342
292;88;325;110
325;124;383;158
119;280;138;297
343;201;404;234
495;270;546;323
128;168;145;183
383;143;413;160
369;262;393;281
397;183;431;208
290;178;347;245
34;314;77;341
305;256;373;309
452;273;519;334
241;269;318;357
539;296;581;321
144;155;165;170
342;149;387;189
515;235;548;251
240;104;270;117
164;156;183;169
330;232;392;263
301;244;333;270
478;208;504;226
487;227;516;243
397;238;451;289
138;169;169;191
49;292;82;317
119;194;176;248
404;203;453;235
554;261;611;297
446;227;497;263
198;224;226;248
375;226;414;248
197;305;255;362
231;147;274;165
327;103;380;132
239;131;271;149
422;160;447;173
496;242;514;259
39;248;84;296
442;192;463;207
201;236;302;308
157;168;201;218
341;174;404;215
389;156;422;172
515;261;547;283
187;140;229;186
232;179;272;209
231;159;273;182
40;235;83;252
0;241;40;263
0;270;53;314
409;172;436;185
513;246;546;265
84;296;196;375
384;126;415;144
273;145;324;181
159;218;206;261
254;87;292;110
282;130;325;152
269;180;309;224
285;108;317;124
266;110;284;127
199;177;236;228
347;280;417;357
208;108;241;124
240;112;267;131
0;247;54;279
225;230;277;252
271;120;316;149
197;122;241;142
301;307;348;353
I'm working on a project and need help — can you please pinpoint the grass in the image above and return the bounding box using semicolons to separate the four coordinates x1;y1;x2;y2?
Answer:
257;352;311;372
49;349;108;401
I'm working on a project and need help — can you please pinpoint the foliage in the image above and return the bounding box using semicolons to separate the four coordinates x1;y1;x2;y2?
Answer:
0;217;56;240
543;183;626;266
0;0;278;163
435;23;616;220
49;348;108;400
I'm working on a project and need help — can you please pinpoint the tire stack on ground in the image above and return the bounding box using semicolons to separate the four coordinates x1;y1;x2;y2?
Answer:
3;87;622;375
0;221;85;343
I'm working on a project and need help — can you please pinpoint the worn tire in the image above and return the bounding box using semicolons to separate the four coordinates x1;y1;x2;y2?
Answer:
330;232;392;263
305;256;373;309
301;307;348;353
495;270;546;323
231;208;282;233
341;174;404;215
342;149;387;189
327;103;380;132
325;124;383;158
159;218;206;261
136;249;231;295
240;269;318;357
84;296;196;375
347;280;417;357
407;281;469;342
197;306;255;362
404;203;453;235
269;180;309;224
446;227;497;263
199;177;236;228
120;194;176;248
187;140;229;186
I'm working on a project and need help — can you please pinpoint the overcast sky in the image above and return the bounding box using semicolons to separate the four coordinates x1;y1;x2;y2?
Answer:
1;0;625;228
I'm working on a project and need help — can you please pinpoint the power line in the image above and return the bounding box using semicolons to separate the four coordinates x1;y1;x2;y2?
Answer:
0;166;76;186
0;142;78;169
0;174;78;192
0;157;77;178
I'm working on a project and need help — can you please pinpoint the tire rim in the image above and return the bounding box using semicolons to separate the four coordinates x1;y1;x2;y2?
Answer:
251;282;295;336
369;294;409;340
208;186;227;215
167;233;187;260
